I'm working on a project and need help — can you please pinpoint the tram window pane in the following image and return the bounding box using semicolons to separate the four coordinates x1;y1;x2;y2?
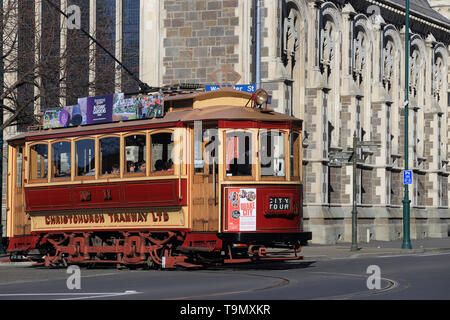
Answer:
151;132;173;172
100;137;120;175
52;141;72;178
290;132;300;178
125;134;146;173
16;147;23;187
29;144;48;180
226;131;252;177
260;131;285;177
76;139;96;176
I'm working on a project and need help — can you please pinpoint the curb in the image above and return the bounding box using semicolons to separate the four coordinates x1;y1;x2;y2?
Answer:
302;247;450;261
0;261;34;267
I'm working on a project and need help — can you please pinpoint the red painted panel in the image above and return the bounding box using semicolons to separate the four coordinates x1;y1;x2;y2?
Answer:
74;184;121;206
218;120;292;129
25;179;188;212
26;186;73;210
124;180;178;205
256;186;301;231
26;122;181;142
222;184;302;233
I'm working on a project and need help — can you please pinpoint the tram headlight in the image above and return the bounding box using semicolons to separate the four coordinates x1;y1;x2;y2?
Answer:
253;89;269;106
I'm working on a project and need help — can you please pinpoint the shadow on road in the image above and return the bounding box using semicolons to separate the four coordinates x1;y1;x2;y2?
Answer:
206;260;316;271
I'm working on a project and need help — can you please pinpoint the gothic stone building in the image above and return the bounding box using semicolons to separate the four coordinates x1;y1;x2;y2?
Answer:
141;0;450;243
2;0;450;244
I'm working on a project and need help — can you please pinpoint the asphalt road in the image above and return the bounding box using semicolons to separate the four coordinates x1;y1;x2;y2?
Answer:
0;252;449;301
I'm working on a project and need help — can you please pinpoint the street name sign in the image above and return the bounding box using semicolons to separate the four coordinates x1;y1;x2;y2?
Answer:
205;84;256;93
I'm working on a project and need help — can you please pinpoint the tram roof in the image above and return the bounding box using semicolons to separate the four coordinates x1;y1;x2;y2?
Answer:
8;91;302;143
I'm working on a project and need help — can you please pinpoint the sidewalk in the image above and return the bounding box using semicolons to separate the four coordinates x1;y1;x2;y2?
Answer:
301;237;450;261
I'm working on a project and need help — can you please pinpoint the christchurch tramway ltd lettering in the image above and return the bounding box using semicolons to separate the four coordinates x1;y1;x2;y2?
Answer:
45;212;170;225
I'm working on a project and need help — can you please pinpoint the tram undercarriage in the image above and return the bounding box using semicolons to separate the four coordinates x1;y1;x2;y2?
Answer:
17;231;305;269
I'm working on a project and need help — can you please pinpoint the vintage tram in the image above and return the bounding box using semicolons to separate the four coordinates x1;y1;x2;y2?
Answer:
5;85;311;268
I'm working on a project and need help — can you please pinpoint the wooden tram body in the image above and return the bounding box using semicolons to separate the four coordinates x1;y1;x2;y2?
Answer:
5;88;312;268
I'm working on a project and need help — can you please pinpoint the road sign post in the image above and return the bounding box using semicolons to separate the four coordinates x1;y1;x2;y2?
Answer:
328;133;380;251
402;0;412;250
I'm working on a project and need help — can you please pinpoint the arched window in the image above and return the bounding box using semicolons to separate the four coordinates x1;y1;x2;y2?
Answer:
150;132;173;173
51;141;72;179
125;133;147;175
75;139;96;177
225;130;253;177
29;143;48;181
99;136;120;176
260;130;286;178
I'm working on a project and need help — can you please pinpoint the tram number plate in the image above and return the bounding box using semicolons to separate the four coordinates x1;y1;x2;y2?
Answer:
269;197;291;211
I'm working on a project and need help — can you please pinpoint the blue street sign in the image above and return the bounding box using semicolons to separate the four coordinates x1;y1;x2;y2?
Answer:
205;84;256;93
403;170;412;185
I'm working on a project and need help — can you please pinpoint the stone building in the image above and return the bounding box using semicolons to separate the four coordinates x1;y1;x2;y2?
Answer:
2;0;450;244
141;0;450;243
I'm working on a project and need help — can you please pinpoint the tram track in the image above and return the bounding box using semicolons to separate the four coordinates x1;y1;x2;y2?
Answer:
166;270;291;300
309;271;401;300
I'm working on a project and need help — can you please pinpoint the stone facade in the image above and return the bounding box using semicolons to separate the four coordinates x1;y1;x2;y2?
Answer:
141;0;450;244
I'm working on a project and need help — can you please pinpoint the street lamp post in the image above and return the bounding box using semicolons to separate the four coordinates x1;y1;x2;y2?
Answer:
351;133;358;251
402;0;412;249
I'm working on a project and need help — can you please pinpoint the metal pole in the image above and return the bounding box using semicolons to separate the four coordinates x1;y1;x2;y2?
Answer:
402;0;412;249
351;132;358;251
256;0;261;90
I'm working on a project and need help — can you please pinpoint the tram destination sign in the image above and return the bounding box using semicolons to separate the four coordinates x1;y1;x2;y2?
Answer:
269;197;291;211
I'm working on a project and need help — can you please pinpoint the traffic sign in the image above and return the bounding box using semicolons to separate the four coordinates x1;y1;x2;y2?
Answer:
403;170;412;185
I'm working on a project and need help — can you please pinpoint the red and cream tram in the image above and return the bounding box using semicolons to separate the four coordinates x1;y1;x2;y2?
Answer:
5;85;311;268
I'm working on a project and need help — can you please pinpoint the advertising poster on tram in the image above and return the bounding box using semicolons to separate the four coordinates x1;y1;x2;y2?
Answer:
227;188;257;232
43;93;164;129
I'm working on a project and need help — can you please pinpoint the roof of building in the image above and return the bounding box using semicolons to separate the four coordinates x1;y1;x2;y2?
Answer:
383;0;450;28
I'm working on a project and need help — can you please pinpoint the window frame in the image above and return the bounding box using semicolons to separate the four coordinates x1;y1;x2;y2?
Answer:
50;139;74;182
149;129;175;176
289;130;302;182
74;137;97;181
123;131;148;177
258;129;288;181
98;134;122;178
15;146;24;187
28;142;50;183
223;129;256;181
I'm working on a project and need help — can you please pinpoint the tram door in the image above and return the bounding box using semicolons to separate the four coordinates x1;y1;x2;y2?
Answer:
191;128;219;231
13;145;30;235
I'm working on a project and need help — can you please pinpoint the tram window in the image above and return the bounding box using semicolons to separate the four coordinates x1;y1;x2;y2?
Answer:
29;144;48;180
151;132;173;172
100;137;120;175
290;132;300;178
76;139;95;176
52;141;72;178
260;131;285;177
16;147;23;187
125;134;146;173
226;131;252;177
